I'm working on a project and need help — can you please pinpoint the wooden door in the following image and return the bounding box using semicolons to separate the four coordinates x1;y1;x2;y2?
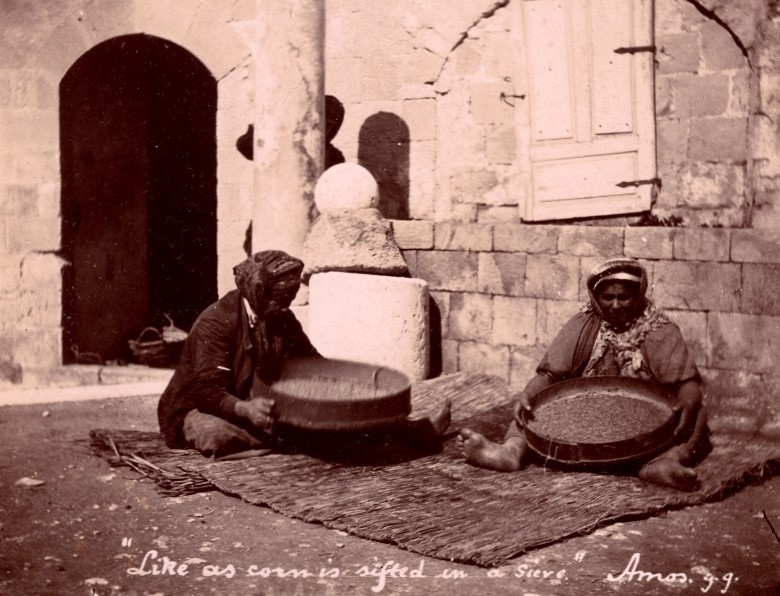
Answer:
515;0;656;221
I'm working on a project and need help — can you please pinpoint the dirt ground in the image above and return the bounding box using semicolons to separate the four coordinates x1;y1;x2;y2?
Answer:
1;393;779;596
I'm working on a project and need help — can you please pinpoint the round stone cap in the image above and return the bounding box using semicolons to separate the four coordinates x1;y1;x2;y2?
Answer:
314;163;378;211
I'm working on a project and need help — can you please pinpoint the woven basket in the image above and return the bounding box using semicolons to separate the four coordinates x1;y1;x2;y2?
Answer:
128;327;169;367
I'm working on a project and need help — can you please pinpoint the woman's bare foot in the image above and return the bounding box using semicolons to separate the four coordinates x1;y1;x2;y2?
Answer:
458;429;526;472
639;459;700;492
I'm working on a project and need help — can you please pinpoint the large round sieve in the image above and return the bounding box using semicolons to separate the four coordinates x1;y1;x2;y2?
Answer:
270;358;411;431
521;376;680;467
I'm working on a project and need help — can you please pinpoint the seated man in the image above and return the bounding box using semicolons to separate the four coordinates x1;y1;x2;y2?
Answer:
459;257;710;492
158;250;450;458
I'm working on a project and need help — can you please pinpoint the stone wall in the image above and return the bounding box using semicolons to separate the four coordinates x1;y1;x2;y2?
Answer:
0;1;254;380
324;0;780;226
394;220;780;435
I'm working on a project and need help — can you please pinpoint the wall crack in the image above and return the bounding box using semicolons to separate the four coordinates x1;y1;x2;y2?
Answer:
433;0;511;90
685;0;752;68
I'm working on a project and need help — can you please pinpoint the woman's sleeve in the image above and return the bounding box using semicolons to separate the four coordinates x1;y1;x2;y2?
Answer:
536;312;595;381
643;323;700;386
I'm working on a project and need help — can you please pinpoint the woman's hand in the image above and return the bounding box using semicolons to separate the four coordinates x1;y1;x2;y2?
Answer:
235;397;277;434
512;391;533;422
673;380;702;438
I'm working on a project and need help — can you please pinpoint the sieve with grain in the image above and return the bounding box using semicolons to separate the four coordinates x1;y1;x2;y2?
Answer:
270;358;412;431
521;376;680;467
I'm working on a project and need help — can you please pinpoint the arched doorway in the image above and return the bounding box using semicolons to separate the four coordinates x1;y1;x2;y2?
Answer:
60;34;217;364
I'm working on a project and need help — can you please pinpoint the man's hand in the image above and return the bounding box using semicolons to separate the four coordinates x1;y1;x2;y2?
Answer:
235;397;276;434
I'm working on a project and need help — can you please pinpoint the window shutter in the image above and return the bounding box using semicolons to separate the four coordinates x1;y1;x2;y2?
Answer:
515;0;656;221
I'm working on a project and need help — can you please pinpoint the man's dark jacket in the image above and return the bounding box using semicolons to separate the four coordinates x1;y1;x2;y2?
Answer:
157;289;318;448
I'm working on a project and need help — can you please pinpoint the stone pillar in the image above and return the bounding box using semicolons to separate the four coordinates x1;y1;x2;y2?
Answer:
309;273;431;381
252;0;324;258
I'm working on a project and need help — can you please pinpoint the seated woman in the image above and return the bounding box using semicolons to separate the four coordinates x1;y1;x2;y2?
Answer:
459;257;710;491
158;250;450;459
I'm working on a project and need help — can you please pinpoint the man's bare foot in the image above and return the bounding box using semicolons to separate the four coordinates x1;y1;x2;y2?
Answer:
428;399;452;438
403;400;452;451
639;459;700;492
458;429;526;472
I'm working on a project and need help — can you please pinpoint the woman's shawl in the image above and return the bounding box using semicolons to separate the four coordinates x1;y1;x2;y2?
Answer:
536;308;699;387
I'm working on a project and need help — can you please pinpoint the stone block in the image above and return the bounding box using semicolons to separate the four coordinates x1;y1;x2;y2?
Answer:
14;326;62;368
707;312;780;374
478;252;526;296
656;34;699;75
353;59;403;103
400;49;443;86
655;76;673;118
0;254;22;293
689;118;748;163
741;263;780;316
684;163;746;209
656;117;688;164
537;300;583;346
408;141;436;219
509;346;546;389
492;296;536;347
653;261;740;311
469;80;514;126
450;169;499;204
665;310;707;367
436;89;488;169
401;250;419;278
0;185;37;216
448;292;493;342
478;206;518;223
758;20;780;68
303;209;408;278
624;227;675;259
99;364;175;385
673;74;730;118
0;70;51;110
309;273;430;381
655;0;707;34
672;228;730;261
731;229;780;263
448;204;479;222
7;217;60;252
391;220;434;250
415;250;478;291
456;44;482;76
20;252;65;290
479;30;514;76
440;339;459;374
493;224;558;253
486;124;516;165
434;222;492;251
558;226;624;257
458;341;510;382
19;365;100;389
397;99;438;142
430;290;451;338
13;289;61;328
729;69;750;116
524;255;580;300
701;21;747;71
0;109;59;148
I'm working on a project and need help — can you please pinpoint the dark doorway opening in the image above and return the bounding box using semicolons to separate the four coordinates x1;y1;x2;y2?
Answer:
60;34;217;364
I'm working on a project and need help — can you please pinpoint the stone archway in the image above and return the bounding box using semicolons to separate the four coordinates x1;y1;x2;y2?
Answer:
60;34;218;364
